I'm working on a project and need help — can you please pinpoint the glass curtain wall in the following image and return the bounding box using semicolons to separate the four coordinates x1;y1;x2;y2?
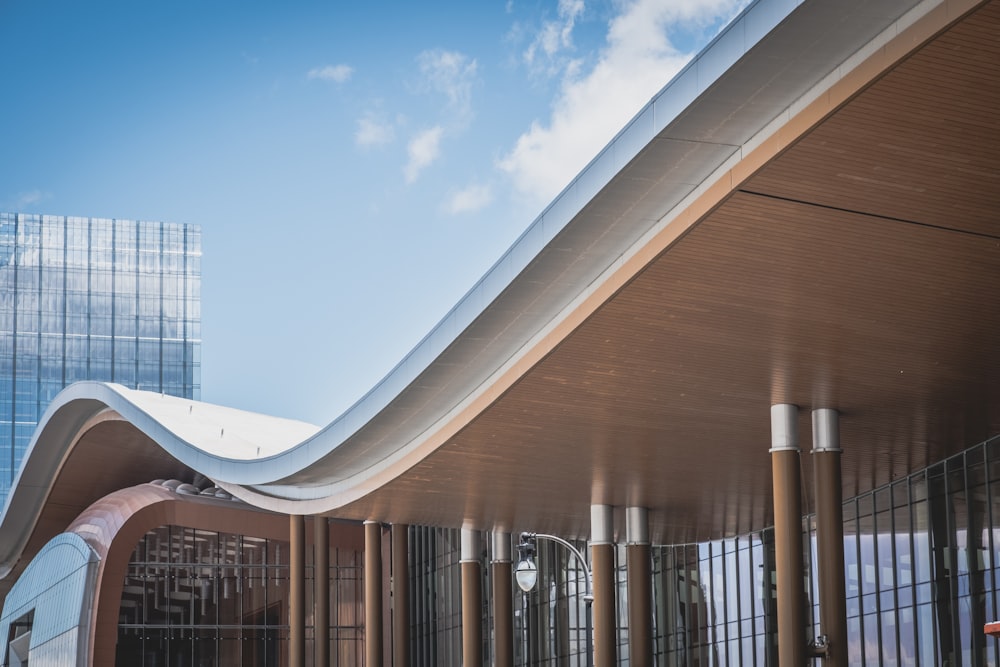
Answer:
407;526;591;667
651;533;779;666
516;538;591;666
0;213;201;499
409;526;465;666
408;435;1000;667
650;435;1000;666
116;524;364;666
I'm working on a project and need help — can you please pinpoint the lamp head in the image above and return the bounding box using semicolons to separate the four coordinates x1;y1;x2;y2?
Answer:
515;533;538;593
514;557;537;592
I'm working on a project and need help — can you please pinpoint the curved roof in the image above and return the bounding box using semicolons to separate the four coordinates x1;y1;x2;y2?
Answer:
1;0;998;578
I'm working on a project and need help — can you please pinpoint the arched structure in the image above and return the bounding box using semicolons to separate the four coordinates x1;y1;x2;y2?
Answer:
1;0;998;664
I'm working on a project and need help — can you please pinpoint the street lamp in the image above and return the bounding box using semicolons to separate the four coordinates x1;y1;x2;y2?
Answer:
514;536;538;593
515;531;594;666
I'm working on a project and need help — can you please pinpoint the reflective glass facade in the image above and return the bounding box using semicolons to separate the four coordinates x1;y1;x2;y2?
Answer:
408;527;594;666
651;532;777;666
409;434;1000;666
0;213;201;499
410;526;464;664
516;538;591;666
117;524;364;666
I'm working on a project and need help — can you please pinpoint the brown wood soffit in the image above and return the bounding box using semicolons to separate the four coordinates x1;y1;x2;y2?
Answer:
332;1;1000;544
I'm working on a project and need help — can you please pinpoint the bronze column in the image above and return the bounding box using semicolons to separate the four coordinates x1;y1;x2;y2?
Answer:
392;524;410;667
365;520;384;667
461;528;483;667
813;408;847;667
771;403;805;667
591;504;616;667
492;532;513;667
626;507;652;667
290;514;306;667
315;517;329;667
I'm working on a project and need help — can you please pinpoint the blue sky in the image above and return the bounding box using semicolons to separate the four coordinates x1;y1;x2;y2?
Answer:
1;0;748;425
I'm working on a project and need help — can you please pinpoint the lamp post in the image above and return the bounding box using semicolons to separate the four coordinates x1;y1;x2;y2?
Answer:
515;532;593;667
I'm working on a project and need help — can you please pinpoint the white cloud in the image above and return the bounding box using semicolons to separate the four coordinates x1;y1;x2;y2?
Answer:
446;183;493;215
417;49;478;124
5;189;44;211
18;190;43;207
404;126;444;183
355;116;395;148
523;0;585;71
499;0;749;207
307;64;354;83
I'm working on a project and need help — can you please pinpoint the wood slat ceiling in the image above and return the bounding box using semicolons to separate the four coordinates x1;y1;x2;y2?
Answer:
330;1;1000;543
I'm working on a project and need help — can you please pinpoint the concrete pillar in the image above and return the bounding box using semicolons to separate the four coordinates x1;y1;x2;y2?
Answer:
813;408;847;667
771;404;805;667
392;524;410;667
626;507;652;667
591;504;616;667
492;532;514;667
461;528;483;667
365;520;384;667
290;514;306;667
315;517;329;667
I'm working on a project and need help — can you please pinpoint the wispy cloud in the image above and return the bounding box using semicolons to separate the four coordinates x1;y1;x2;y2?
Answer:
446;183;493;215
355;115;395;148
307;64;354;83
416;49;478;125
404;126;444;183
523;0;585;74
499;0;749;207
5;189;45;211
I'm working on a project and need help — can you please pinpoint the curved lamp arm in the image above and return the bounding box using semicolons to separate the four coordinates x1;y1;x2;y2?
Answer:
520;531;594;604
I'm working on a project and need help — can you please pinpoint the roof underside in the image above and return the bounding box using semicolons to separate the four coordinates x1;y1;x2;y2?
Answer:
327;0;1000;543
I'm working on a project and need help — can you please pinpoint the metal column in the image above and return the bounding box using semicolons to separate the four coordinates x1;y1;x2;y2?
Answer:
813;408;847;667
365;520;384;667
392;524;410;667
492;532;514;667
771;404;805;667
591;504;616;667
626;507;652;667
315;517;329;667
290;514;306;667
461;528;483;667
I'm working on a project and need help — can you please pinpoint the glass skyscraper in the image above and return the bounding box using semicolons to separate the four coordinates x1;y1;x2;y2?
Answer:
0;212;201;499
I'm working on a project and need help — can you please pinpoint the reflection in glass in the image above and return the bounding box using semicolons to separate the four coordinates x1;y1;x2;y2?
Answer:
0;213;201;501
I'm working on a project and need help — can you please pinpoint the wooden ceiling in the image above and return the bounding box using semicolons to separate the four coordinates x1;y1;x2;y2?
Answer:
328;1;1000;543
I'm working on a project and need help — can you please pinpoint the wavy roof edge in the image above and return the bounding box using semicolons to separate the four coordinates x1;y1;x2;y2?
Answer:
0;0;946;543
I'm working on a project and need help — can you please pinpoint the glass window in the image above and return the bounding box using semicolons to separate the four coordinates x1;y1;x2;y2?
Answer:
117;523;362;666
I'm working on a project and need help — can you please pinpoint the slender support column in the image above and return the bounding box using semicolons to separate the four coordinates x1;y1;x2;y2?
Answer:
771;404;805;667
290;514;306;667
461;528;483;667
492;532;514;667
813;408;847;667
392;524;410;667
365;520;384;667
626;507;652;667
591;504;616;667
315;517;329;667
